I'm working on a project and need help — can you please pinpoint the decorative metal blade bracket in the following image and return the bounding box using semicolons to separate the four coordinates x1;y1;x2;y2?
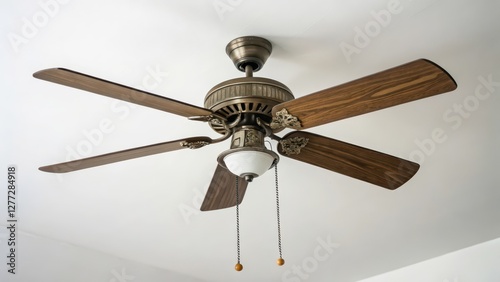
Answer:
180;140;211;149
279;136;309;155
270;109;302;130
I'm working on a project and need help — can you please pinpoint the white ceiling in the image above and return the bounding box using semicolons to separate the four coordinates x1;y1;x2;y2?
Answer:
2;0;500;281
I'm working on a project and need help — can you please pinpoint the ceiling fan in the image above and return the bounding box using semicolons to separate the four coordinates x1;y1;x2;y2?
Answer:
35;36;457;212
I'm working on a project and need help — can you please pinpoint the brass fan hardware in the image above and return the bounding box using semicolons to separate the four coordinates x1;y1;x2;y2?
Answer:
279;136;309;155
232;151;286;271
226;36;272;72
274;163;285;267
180;140;211;149
270;108;302;130
234;176;243;271
217;127;279;182
36;35;457;207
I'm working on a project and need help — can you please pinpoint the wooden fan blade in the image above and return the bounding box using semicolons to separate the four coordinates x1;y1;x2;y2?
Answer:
39;136;213;173
278;131;419;189
200;165;248;211
272;59;457;129
34;68;212;118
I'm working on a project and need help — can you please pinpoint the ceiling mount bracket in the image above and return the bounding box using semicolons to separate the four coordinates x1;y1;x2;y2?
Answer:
226;36;272;72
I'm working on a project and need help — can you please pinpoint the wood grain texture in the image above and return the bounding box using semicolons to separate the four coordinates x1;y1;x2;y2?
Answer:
272;59;457;129
278;131;419;189
34;68;212;118
39;136;213;173
200;165;248;211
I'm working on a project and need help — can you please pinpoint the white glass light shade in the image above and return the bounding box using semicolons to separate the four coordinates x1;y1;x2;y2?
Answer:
223;150;276;179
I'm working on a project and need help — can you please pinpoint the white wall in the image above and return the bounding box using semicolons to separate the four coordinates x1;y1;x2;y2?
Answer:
359;237;500;282
2;230;499;282
0;230;207;282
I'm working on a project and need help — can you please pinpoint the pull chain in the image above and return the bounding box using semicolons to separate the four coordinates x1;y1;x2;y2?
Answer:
275;164;285;266
234;176;243;271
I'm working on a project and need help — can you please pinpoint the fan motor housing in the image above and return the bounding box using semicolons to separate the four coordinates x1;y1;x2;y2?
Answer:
204;77;295;134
